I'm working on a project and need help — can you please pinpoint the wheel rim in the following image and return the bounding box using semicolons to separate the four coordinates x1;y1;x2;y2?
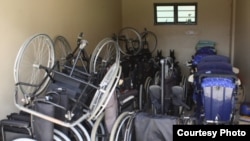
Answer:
14;34;55;95
118;27;142;56
89;38;120;76
88;65;121;120
54;35;71;71
91;113;107;141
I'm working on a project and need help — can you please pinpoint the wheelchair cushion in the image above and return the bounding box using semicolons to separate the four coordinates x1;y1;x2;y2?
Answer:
148;85;161;111
197;61;235;75
199;55;230;63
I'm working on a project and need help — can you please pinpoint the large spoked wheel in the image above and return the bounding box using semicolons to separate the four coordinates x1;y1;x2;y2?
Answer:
88;65;121;121
109;111;135;141
54;35;72;71
14;34;55;96
118;27;142;56
141;29;158;54
124;113;136;141
91;113;108;141
89;38;120;77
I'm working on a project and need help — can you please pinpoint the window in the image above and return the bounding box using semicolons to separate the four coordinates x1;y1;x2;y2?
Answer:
154;3;197;25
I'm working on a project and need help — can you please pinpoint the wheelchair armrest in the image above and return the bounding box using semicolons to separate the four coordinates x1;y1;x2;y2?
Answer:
117;89;138;105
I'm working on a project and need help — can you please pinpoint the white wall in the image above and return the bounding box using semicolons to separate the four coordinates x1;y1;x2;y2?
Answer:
0;0;121;119
121;0;233;76
234;0;250;101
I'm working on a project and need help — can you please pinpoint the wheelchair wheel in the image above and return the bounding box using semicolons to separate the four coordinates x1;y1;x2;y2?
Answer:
141;29;158;54
81;119;94;136
74;124;91;141
91;113;108;141
67;126;85;141
124;113;136;141
143;76;153;108
109;111;135;141
118;27;142;56
55;124;90;141
53;129;71;141
144;76;153;96
54;35;72;71
138;84;143;111
12;129;70;141
14;34;55;95
89;37;120;76
88;65;121;120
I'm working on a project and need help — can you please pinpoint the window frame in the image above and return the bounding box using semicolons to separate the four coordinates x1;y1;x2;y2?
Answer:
154;2;198;25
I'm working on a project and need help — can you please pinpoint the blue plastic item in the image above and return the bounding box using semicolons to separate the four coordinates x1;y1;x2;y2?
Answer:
201;77;235;122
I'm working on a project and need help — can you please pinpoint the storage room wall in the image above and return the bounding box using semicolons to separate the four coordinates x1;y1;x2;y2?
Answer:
121;0;233;77
0;0;121;119
234;0;250;101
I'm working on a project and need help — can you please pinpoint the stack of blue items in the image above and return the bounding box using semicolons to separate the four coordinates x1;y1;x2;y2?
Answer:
192;40;217;66
192;53;238;124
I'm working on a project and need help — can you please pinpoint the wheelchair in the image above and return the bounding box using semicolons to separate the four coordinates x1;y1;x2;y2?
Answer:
186;40;242;125
108;51;194;141
1;33;121;141
190;54;241;125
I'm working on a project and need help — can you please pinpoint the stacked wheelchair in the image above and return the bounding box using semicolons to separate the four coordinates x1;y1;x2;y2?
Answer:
0;27;159;141
0;30;244;141
1;33;121;141
187;40;242;125
107;40;243;141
